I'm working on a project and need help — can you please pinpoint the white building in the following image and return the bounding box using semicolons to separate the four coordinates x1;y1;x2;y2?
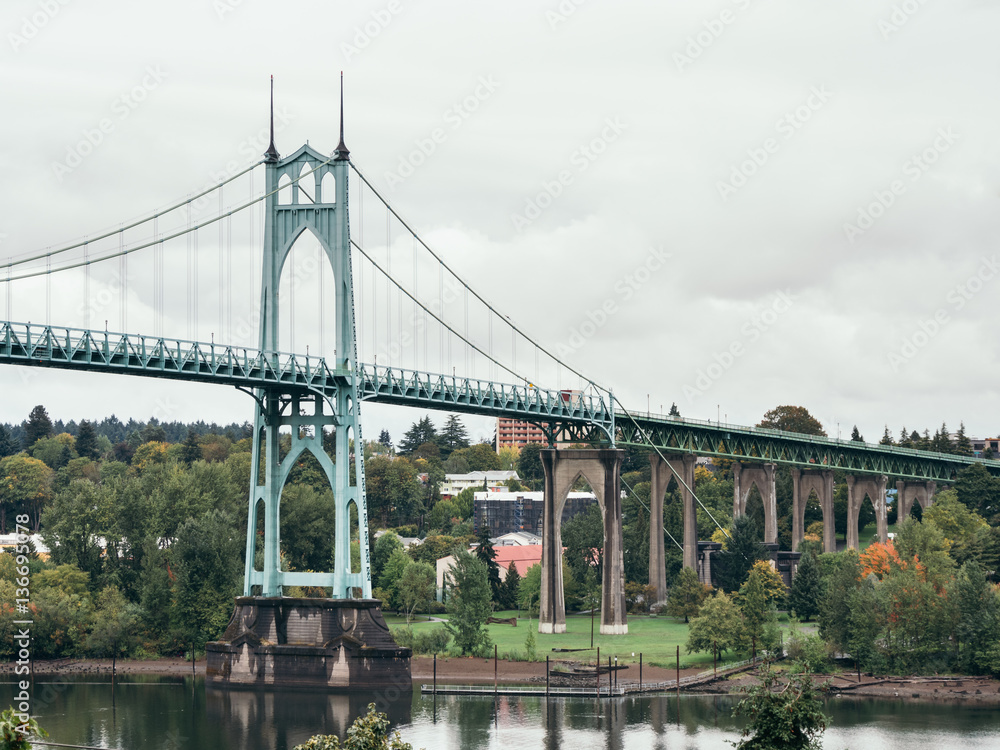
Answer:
439;470;520;498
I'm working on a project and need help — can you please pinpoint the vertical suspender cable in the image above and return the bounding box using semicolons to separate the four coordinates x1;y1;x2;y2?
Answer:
193;217;199;337
4;257;10;323
83;243;89;329
119;226;126;332
45;254;50;325
250;170;256;346
439;263;444;373
227;211;232;343
153;215;160;336
412;234;417;371
219;189;224;341
186;202;192;339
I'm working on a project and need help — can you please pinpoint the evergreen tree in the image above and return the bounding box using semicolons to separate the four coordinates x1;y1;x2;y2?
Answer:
475;524;503;605
714;515;768;593
501;562;521;610
788;550;822;621
180;430;202;466
899;427;912;447
850;425;863;442
24;404;53;448
934;422;952;453
0;424;17;458
377;429;393;449
517;443;544;486
954;422;973;457
445;548;492;655
398;416;438;455
668;402;681;417
76;419;100;460
919;429;931;450
439;414;470;457
879;426;894;446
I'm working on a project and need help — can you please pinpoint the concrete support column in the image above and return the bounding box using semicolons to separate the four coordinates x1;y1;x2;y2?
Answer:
598;450;627;635
539;449;566;634
539;448;627;635
648;454;697;604
732;461;778;544
790;468;836;554
846;474;888;550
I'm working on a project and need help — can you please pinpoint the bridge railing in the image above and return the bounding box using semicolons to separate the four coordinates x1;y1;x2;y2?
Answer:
623;408;1000;468
357;363;615;424
0;321;348;389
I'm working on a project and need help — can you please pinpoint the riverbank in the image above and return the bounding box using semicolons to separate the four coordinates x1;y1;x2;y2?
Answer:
5;656;999;704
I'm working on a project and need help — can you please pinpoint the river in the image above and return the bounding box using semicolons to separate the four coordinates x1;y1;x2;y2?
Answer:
3;676;999;749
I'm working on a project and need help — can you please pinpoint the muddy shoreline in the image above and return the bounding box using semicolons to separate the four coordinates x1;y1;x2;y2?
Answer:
4;657;998;703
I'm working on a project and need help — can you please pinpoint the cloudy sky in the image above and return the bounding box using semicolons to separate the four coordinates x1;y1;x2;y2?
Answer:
1;0;999;445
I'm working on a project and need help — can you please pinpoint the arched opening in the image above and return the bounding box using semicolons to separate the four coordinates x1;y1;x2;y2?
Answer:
744;484;765;542
858;494;878;547
256;426;267;486
277;173;292;205
909;499;924;523
279;451;336;575
320;170;336;204
295;163;315;204
278;230;337;356
250;497;266;595
803;489;824;550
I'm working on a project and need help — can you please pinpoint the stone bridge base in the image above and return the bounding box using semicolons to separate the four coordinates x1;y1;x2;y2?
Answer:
206;597;411;690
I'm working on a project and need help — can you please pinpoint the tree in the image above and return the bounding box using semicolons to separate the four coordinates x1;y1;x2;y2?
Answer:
85;585;140;660
377;429;393;450
180;430;202;466
666;566;709;622
817;550;862;654
954;422;973;456
879;426;894;446
738;562;785;653
731;663;829;750
74;420;100;460
668;402;681;417
517;443;545;487
0;706;48;750
397;560;435;624
450;443;501;472
686;591;745;660
24;405;53;448
757;406;826;436
439;415;470;457
713;515;767;593
0;454;54;533
500;562;521;610
475;525;503;605
377;548;412;611
444;548;492;655
292;703;413;750
788;550;822;621
850;425;863;442
518;563;541;616
951;561;1000;674
398;416;437;455
372;531;404;585
0;425;18;458
956;463;1000;525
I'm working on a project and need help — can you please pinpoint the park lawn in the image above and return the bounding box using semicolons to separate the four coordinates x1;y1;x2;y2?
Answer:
859;522;898;549
388;611;741;670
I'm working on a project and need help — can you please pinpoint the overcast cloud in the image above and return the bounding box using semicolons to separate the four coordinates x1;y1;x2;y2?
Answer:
1;0;999;444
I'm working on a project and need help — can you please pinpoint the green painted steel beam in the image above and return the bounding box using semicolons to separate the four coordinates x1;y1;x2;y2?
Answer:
2;319;997;483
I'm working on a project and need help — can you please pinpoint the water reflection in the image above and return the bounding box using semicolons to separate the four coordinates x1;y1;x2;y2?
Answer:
3;677;999;750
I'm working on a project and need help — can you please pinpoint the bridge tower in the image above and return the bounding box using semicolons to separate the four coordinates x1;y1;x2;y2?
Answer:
208;80;409;690
241;82;371;600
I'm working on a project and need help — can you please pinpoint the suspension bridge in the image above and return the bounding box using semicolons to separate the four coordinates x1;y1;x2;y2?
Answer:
2;80;997;641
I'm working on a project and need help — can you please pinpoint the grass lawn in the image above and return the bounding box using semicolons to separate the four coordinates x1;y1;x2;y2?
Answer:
385;610;768;670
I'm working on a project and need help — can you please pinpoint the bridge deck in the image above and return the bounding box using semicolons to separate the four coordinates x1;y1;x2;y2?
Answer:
1;321;994;482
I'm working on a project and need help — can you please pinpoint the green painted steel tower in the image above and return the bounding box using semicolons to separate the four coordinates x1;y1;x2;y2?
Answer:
242;80;371;599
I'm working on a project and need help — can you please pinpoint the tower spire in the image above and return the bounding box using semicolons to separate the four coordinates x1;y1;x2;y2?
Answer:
335;71;350;161
264;75;279;163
